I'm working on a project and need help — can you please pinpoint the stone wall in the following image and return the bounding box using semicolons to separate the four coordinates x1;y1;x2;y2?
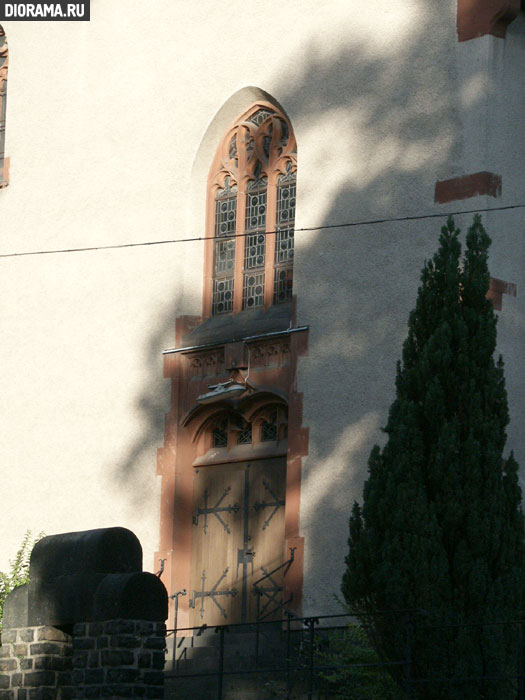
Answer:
0;620;165;700
71;620;165;700
0;626;72;700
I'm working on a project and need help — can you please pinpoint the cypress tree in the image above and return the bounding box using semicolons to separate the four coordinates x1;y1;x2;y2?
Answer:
342;216;524;699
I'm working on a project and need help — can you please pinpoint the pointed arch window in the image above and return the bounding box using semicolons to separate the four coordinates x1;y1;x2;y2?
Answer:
212;177;237;315
0;26;9;189
212;419;228;448
274;163;296;303
205;103;297;317
195;403;288;466
261;417;277;442
243;170;267;309
235;420;253;445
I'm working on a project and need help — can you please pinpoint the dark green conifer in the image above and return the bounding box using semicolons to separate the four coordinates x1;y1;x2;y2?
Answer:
342;216;524;699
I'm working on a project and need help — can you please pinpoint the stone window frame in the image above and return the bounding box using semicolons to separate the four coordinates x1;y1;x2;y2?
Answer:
199;403;288;456
203;101;297;317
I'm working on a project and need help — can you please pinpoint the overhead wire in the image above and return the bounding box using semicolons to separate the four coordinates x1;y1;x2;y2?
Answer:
0;202;524;260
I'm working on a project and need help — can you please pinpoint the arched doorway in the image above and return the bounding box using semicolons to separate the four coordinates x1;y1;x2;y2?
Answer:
188;402;291;625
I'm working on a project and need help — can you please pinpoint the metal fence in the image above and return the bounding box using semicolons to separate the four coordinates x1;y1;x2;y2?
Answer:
164;612;525;700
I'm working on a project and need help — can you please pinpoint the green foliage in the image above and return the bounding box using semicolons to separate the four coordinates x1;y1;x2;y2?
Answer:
342;217;525;699
318;622;404;699
0;530;44;630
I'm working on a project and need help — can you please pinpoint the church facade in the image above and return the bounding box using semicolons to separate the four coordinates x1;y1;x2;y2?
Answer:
0;0;524;629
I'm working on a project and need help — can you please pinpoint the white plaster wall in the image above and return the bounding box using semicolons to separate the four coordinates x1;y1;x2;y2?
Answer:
0;0;451;574
486;15;525;490
292;5;525;614
0;0;523;621
448;17;525;483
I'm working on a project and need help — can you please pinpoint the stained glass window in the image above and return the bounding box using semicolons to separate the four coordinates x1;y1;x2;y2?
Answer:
212;178;237;315
245;184;267;232
212;421;228;448
261;420;277;442
248;109;273;126
215;194;236;238
236;421;252;445
242;175;267;309
214;238;235;276
276;178;296;231
244;233;266;270
280;120;289;148
273;267;293;304
212;277;234;315
274;226;294;265
243;272;265;309
229;135;237;162
274;164;296;303
208;104;296;315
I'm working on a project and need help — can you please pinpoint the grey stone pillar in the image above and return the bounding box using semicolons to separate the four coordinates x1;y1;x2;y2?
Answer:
0;625;72;700
71;619;165;700
1;528;168;700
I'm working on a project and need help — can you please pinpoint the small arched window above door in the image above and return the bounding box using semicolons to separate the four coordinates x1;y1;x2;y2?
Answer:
194;402;288;466
205;102;297;317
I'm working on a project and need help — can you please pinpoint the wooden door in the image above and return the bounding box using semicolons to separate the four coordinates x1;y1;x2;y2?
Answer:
189;458;286;626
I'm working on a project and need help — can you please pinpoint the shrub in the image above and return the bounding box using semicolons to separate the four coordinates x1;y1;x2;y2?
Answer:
343;217;525;699
318;621;404;699
0;530;44;631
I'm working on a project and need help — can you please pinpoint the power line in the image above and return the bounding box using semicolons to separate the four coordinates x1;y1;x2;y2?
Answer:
0;202;524;260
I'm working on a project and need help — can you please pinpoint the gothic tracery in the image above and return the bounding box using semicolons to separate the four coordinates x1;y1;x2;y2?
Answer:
207;103;297;316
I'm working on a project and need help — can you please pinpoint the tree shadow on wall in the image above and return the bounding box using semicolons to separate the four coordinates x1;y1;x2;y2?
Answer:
114;1;465;611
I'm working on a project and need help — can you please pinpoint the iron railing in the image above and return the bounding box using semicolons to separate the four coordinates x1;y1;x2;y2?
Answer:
164;612;525;700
